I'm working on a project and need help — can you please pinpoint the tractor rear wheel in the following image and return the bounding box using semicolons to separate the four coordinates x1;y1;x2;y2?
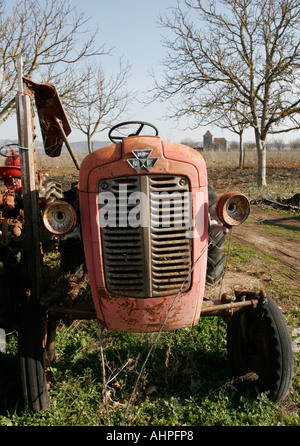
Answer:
227;296;294;402
18;300;50;412
206;185;225;284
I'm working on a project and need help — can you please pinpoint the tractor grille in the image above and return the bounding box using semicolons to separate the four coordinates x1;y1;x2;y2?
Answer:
99;175;192;298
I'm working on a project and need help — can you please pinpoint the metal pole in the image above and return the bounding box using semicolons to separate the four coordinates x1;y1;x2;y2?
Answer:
54;116;80;170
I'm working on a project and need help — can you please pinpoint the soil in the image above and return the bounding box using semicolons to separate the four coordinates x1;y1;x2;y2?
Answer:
205;203;300;308
233;205;300;283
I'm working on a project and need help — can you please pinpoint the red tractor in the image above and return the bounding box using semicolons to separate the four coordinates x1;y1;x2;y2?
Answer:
0;81;294;413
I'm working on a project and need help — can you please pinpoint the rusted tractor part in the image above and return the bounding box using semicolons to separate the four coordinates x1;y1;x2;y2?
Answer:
0;188;25;241
42;200;77;236
216;191;250;227
23;77;71;158
0;217;24;241
11;220;23;237
0;189;15;210
23;78;79;169
201;290;261;321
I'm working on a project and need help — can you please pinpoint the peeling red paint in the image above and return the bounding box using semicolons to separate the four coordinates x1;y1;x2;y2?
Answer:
79;136;208;333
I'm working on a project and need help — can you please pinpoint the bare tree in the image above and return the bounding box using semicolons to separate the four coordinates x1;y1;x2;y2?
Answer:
228;119;248;169
0;0;108;123
273;138;286;151
192;85;252;168
220;95;252;169
152;0;300;186
64;60;132;153
290;138;300;150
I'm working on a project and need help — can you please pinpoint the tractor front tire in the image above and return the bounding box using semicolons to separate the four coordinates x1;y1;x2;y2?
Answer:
206;185;225;284
227;296;294;402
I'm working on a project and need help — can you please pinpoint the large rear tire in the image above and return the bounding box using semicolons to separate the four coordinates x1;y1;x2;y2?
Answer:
227;296;294;402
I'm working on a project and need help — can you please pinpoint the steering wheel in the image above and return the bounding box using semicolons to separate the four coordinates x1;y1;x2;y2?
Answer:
0;143;20;158
108;121;159;143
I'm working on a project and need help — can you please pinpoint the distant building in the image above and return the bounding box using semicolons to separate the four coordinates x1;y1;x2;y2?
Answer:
213;137;228;151
203;131;228;151
203;131;213;150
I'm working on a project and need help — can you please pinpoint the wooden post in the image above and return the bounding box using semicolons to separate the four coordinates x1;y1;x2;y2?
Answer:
16;56;43;300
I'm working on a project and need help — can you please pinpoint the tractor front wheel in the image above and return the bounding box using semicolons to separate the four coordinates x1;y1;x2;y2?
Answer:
207;185;225;284
227;296;294;402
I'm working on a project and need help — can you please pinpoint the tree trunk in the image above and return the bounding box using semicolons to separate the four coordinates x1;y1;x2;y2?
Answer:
255;130;267;186
87;135;92;154
239;131;245;169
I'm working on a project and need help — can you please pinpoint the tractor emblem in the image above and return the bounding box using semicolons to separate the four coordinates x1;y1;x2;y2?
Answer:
127;149;158;173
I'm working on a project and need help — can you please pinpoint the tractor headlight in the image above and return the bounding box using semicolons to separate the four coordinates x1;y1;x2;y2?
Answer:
42;200;77;235
216;191;250;227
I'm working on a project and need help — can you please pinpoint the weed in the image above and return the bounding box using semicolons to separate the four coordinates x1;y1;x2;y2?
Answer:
1;314;299;426
259;222;300;242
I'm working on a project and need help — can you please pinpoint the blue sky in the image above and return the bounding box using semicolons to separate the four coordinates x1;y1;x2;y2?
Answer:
1;0;251;145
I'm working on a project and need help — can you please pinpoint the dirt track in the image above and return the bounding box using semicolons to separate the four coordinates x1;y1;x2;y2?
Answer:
234;205;299;283
208;204;300;304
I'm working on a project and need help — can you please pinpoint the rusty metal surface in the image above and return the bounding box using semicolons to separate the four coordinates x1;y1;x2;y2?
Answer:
42;200;76;235
216;191;250;227
201;298;258;316
23;77;71;158
99;174;192;298
0;216;23;239
201;289;266;319
0;189;24;240
78;135;209;331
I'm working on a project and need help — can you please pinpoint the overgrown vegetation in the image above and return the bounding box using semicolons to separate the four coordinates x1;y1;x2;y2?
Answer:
1;235;299;426
1;312;298;426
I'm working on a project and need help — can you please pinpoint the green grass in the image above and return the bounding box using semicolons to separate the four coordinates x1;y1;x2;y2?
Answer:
226;238;278;273
1;302;299;426
226;236;299;318
258;221;300;243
